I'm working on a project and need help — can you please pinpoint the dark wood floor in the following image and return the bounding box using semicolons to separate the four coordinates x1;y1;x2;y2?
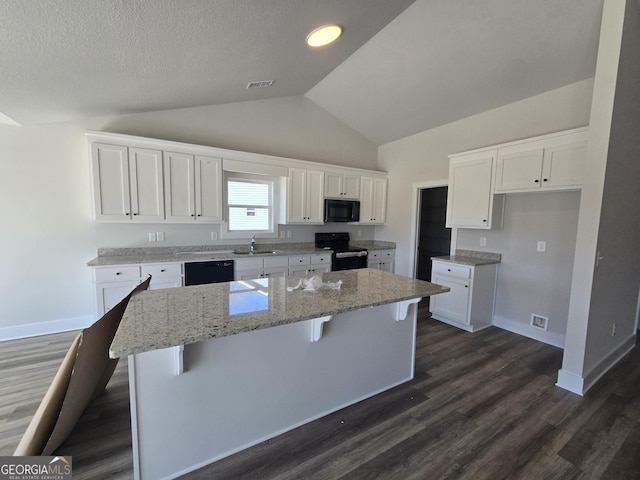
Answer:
2;308;640;479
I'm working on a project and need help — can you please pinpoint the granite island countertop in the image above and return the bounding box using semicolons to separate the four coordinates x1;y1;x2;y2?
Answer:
431;249;501;266
88;241;396;266
110;268;447;358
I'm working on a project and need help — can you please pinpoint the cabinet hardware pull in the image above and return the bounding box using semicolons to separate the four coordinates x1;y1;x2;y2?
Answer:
197;214;202;217
482;219;487;222
125;212;130;215
543;178;548;182
133;213;138;215
161;269;166;272
534;179;540;183
116;272;121;275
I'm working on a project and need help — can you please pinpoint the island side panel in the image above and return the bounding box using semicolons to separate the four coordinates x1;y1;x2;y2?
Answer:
129;301;418;480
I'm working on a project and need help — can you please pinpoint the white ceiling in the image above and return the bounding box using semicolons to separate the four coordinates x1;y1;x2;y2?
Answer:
1;0;604;145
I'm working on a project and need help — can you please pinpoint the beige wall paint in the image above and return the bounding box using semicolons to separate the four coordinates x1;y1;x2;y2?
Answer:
0;96;377;336
377;78;594;277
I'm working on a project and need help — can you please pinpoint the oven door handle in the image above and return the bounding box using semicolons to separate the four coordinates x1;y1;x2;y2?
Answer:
335;251;368;258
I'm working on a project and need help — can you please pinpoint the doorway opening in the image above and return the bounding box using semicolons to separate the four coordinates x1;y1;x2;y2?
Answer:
415;186;451;309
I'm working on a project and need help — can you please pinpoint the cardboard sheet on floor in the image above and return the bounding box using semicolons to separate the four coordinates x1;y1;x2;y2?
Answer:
14;276;151;456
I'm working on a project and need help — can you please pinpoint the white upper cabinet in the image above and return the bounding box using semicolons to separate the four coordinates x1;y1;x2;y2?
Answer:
287;168;325;224
494;129;588;193
446;150;503;229
359;176;387;224
164;152;222;223
91;143;164;222
324;170;360;199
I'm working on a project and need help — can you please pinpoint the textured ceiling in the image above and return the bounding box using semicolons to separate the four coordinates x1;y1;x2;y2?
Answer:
307;0;604;144
0;0;414;125
1;0;604;145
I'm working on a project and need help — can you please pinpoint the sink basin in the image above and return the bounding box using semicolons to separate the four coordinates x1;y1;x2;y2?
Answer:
232;250;281;255
176;250;234;255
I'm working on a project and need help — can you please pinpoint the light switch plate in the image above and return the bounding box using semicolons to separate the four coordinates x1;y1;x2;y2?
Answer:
537;241;546;252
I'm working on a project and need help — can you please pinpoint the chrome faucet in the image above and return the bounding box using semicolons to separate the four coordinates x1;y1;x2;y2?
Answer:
250;235;256;253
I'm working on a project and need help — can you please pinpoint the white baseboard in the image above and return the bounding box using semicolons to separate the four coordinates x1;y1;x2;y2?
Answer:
0;315;94;342
556;369;585;395
492;315;565;348
582;334;636;393
556;334;636;395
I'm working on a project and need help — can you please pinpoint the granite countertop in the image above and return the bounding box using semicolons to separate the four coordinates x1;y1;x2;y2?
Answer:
87;241;397;267
431;249;502;266
110;268;447;358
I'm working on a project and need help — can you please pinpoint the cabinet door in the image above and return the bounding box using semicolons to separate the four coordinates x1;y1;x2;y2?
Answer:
91;143;131;221
129;147;164;222
360;177;373;224
360;177;387;224
164;152;196;222
309;265;330;274
371;177;387;223
342;174;361;200
495;148;544;192
446;152;496;229
324;171;343;198
430;274;471;324
305;170;325;223
195;155;223;222
236;269;265;280
289;265;311;277
263;267;287;278
287;168;307;223
96;280;140;316
542;140;586;189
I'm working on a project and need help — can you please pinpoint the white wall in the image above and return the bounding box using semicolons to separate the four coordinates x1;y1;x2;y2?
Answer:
0;96;377;338
560;0;640;394
457;192;581;347
377;79;594;277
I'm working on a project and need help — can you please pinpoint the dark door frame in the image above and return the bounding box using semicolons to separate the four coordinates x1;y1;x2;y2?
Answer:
409;181;456;279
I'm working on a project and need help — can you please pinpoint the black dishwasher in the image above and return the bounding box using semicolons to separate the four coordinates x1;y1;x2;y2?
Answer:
184;260;235;286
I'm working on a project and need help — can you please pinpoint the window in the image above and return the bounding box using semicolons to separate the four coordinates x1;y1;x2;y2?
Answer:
223;173;278;238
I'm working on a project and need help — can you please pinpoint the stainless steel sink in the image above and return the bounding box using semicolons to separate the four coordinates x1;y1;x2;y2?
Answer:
232;250;281;255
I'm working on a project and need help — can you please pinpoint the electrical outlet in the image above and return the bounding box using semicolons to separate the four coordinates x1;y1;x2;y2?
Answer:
612;323;617;336
148;232;157;242
480;237;487;247
537;241;546;252
156;232;165;242
357;230;362;238
210;232;218;240
279;230;286;239
286;230;292;239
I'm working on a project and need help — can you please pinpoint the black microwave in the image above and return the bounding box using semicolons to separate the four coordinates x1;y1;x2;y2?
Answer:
324;199;360;223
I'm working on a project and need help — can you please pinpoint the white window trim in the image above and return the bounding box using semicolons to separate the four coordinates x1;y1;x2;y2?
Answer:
220;172;280;240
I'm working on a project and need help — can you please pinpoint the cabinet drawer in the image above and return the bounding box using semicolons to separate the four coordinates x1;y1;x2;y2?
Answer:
381;250;395;259
143;263;182;278
431;262;471;279
289;255;311;266
311;254;331;265
94;266;141;282
235;258;264;270
264;256;289;269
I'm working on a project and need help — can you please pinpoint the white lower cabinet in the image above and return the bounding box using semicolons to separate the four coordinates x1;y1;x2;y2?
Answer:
288;253;331;277
367;249;395;273
93;263;182;317
429;260;497;332
235;256;289;280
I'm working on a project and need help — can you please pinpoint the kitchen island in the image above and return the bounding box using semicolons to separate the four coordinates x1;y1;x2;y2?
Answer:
111;269;448;480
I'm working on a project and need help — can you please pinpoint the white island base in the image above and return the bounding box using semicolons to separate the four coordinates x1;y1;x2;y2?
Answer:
128;299;420;480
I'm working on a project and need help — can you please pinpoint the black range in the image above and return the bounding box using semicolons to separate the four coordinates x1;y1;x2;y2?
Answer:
315;232;368;271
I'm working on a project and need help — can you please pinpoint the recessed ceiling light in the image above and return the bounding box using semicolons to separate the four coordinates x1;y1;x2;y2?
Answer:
306;25;342;47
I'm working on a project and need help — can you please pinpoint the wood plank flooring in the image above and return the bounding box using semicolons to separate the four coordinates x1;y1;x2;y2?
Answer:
2;308;639;479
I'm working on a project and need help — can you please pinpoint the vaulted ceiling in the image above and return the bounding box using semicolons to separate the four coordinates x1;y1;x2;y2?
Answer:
0;0;604;145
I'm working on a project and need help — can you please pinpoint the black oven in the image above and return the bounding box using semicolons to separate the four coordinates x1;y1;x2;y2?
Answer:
324;199;360;223
315;232;368;271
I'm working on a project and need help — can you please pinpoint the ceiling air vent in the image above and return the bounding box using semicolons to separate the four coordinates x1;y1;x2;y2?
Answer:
246;80;275;89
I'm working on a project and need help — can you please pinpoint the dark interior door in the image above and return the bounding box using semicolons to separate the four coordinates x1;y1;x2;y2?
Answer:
416;187;451;282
